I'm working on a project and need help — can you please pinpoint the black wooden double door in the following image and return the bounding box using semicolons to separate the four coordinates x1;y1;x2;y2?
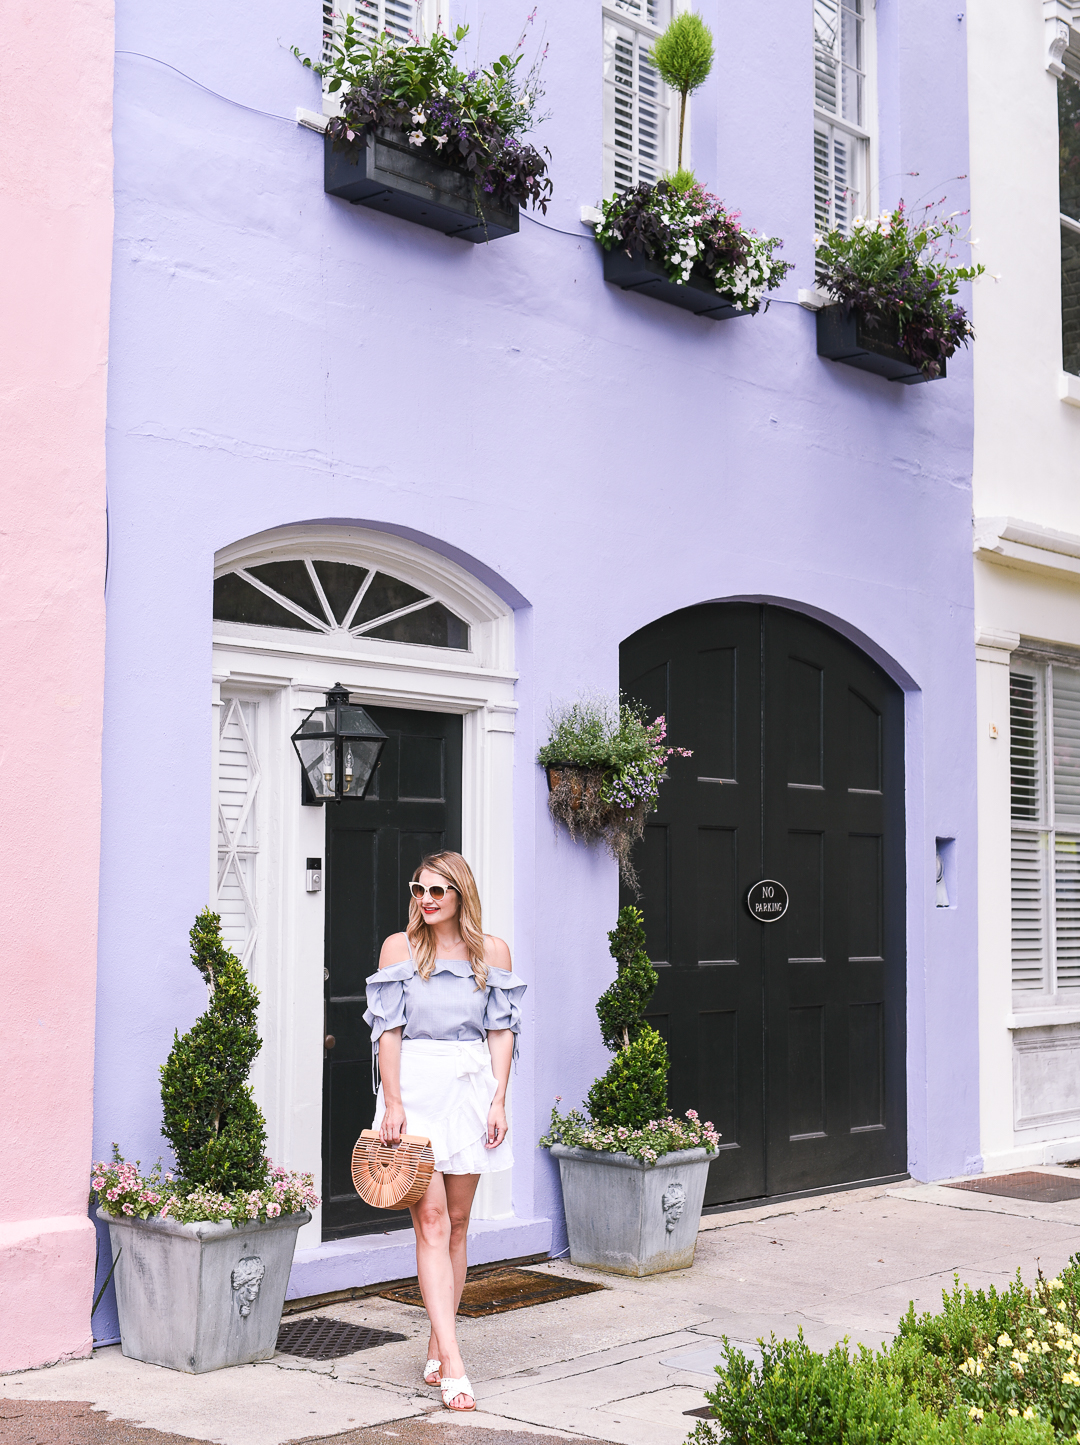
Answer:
621;603;906;1205
322;707;462;1239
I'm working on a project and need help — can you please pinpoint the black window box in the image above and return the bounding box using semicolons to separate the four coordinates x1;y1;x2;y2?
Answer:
601;245;756;321
816;304;943;385
324;129;518;243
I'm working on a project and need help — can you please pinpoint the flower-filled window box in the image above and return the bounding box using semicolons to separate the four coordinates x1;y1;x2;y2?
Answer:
595;178;792;322
297;19;551;244
815;304;943;385
324;129;518;242
814;203;984;383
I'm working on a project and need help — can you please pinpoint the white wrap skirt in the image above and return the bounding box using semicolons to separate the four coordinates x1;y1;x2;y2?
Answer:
372;1038;513;1175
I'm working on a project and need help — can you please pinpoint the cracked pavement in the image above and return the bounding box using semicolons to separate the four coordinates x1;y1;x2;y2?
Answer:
5;1178;1080;1445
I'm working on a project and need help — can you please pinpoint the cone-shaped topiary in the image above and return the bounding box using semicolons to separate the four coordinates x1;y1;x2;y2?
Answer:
160;909;269;1193
587;906;669;1130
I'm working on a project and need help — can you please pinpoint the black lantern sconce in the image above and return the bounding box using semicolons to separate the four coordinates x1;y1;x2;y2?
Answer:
290;683;387;805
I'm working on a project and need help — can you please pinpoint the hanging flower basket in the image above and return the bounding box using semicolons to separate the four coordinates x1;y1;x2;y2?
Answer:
816;304;944;385
539;699;692;890
545;763;647;886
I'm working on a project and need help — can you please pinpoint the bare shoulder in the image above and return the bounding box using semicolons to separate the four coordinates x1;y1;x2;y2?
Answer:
378;932;411;969
482;934;514;972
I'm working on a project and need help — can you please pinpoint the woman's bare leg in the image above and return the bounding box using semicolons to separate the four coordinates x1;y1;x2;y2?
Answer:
412;1171;480;1407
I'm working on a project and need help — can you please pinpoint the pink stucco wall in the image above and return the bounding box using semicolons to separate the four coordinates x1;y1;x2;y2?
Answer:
0;0;112;1372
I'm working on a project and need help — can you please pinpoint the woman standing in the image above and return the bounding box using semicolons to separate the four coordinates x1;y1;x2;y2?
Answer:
364;851;525;1413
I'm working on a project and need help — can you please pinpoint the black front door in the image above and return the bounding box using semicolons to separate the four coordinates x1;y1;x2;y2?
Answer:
322;706;462;1239
621;603;905;1206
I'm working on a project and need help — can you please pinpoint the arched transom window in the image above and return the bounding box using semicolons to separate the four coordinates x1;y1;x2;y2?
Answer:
214;556;470;650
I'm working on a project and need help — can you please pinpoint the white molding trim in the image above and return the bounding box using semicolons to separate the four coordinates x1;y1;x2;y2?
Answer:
973;516;1080;582
974;626;1021;664
1009;1007;1080;1029
797;288;830;311
1060;371;1080;408
212;524;520;1242
1044;0;1080;76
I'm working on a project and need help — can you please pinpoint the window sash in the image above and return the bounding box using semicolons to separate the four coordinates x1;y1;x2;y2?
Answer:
814;120;868;236
1010;661;1080;1002
603;9;673;195
814;0;866;129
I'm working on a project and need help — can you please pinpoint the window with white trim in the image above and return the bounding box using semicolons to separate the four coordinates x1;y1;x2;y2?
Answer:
322;1;443;110
1059;45;1080;376
814;0;873;236
603;0;674;195
1010;658;1080;1004
213;555;470;650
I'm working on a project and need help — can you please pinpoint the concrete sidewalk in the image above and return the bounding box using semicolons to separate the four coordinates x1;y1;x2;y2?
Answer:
6;1177;1080;1445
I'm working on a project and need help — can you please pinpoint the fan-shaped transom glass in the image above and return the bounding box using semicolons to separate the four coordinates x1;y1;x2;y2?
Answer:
213;557;470;650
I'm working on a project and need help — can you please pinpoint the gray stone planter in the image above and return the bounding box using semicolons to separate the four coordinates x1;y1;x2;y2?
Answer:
97;1206;309;1373
550;1144;711;1276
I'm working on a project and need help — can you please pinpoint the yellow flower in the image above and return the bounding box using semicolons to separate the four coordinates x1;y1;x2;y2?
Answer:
969;1407;985;1421
1057;1323;1067;1336
976;1360;985;1375
1051;1277;1065;1289
1042;1341;1052;1354
1023;1408;1037;1421
1008;1409;1019;1418
1027;1328;1036;1338
999;1333;1014;1347
1040;1308;1049;1316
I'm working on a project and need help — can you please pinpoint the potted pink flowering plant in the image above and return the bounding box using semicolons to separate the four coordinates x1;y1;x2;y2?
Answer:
91;910;318;1373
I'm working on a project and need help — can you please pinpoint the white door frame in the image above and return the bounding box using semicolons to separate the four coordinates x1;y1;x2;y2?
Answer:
210;524;518;1245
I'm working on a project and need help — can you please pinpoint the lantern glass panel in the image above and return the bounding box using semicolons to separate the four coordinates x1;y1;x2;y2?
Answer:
295;736;336;799
341;738;384;797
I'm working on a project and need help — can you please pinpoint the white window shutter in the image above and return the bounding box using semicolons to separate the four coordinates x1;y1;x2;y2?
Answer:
1011;670;1049;996
603;14;669;195
1011;830;1049;994
217;698;261;968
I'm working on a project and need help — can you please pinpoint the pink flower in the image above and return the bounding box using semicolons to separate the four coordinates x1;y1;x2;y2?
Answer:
92;1177;105;1189
122;1203;134;1215
266;1202;281;1218
106;1188;120;1201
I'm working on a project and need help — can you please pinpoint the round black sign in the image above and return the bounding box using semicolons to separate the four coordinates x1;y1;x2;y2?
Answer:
746;879;789;923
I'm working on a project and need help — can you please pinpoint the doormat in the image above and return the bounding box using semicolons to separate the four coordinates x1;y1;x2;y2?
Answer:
945;1172;1080;1203
276;1316;408;1361
380;1266;604;1317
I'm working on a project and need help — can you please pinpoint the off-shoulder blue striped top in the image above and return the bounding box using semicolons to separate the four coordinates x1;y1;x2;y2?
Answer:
363;956;526;1059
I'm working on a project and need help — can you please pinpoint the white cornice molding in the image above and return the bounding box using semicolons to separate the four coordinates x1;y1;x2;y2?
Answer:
974;626;1021;663
1045;0;1080;77
974;515;1080;581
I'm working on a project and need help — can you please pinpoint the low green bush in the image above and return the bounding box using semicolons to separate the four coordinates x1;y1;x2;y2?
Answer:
687;1259;1080;1445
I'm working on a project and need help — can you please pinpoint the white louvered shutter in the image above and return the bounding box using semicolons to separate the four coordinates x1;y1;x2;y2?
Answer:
813;0;869;235
1011;670;1048;996
323;1;438;106
1053;665;1080;989
217;698;261;968
602;3;671;196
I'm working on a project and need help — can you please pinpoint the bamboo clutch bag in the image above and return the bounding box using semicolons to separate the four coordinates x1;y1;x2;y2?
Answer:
351;1130;435;1209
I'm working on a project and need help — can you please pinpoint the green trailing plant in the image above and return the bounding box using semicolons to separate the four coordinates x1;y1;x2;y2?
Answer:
650;11;714;173
159;909;269;1194
540;908;719;1155
685;1259;1080;1445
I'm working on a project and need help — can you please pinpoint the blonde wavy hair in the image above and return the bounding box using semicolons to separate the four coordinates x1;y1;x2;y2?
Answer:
407;851;487;989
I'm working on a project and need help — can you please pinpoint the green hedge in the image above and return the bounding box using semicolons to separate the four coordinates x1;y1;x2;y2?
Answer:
688;1258;1080;1445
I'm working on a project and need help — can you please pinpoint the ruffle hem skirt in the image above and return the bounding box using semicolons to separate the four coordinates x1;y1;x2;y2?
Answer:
372;1038;513;1175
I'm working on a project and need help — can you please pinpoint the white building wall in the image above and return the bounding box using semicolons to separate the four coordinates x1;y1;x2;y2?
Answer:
969;0;1080;1171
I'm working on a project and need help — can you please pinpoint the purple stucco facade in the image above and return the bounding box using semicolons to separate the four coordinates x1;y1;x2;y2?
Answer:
92;0;980;1337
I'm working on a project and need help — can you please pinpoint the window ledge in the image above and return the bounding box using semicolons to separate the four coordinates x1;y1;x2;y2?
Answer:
1060;371;1080;408
1008;1008;1080;1030
974;515;1080;580
580;205;602;227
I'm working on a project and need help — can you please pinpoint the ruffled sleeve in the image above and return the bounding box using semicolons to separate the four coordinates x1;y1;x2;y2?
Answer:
363;961;413;1050
483;967;527;1047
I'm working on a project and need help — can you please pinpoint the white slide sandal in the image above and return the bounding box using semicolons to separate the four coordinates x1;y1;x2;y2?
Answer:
440;1374;476;1411
423;1359;441;1386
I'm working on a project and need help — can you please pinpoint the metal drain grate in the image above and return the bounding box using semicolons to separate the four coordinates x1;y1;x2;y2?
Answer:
381;1265;604;1317
946;1171;1080;1203
276;1316;407;1361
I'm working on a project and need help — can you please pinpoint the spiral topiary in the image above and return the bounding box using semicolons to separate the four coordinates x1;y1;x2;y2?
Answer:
586;906;669;1129
159;908;269;1193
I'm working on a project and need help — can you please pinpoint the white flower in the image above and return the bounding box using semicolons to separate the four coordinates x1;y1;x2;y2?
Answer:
408;130;424;146
434;133;448;148
411;108;426;125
